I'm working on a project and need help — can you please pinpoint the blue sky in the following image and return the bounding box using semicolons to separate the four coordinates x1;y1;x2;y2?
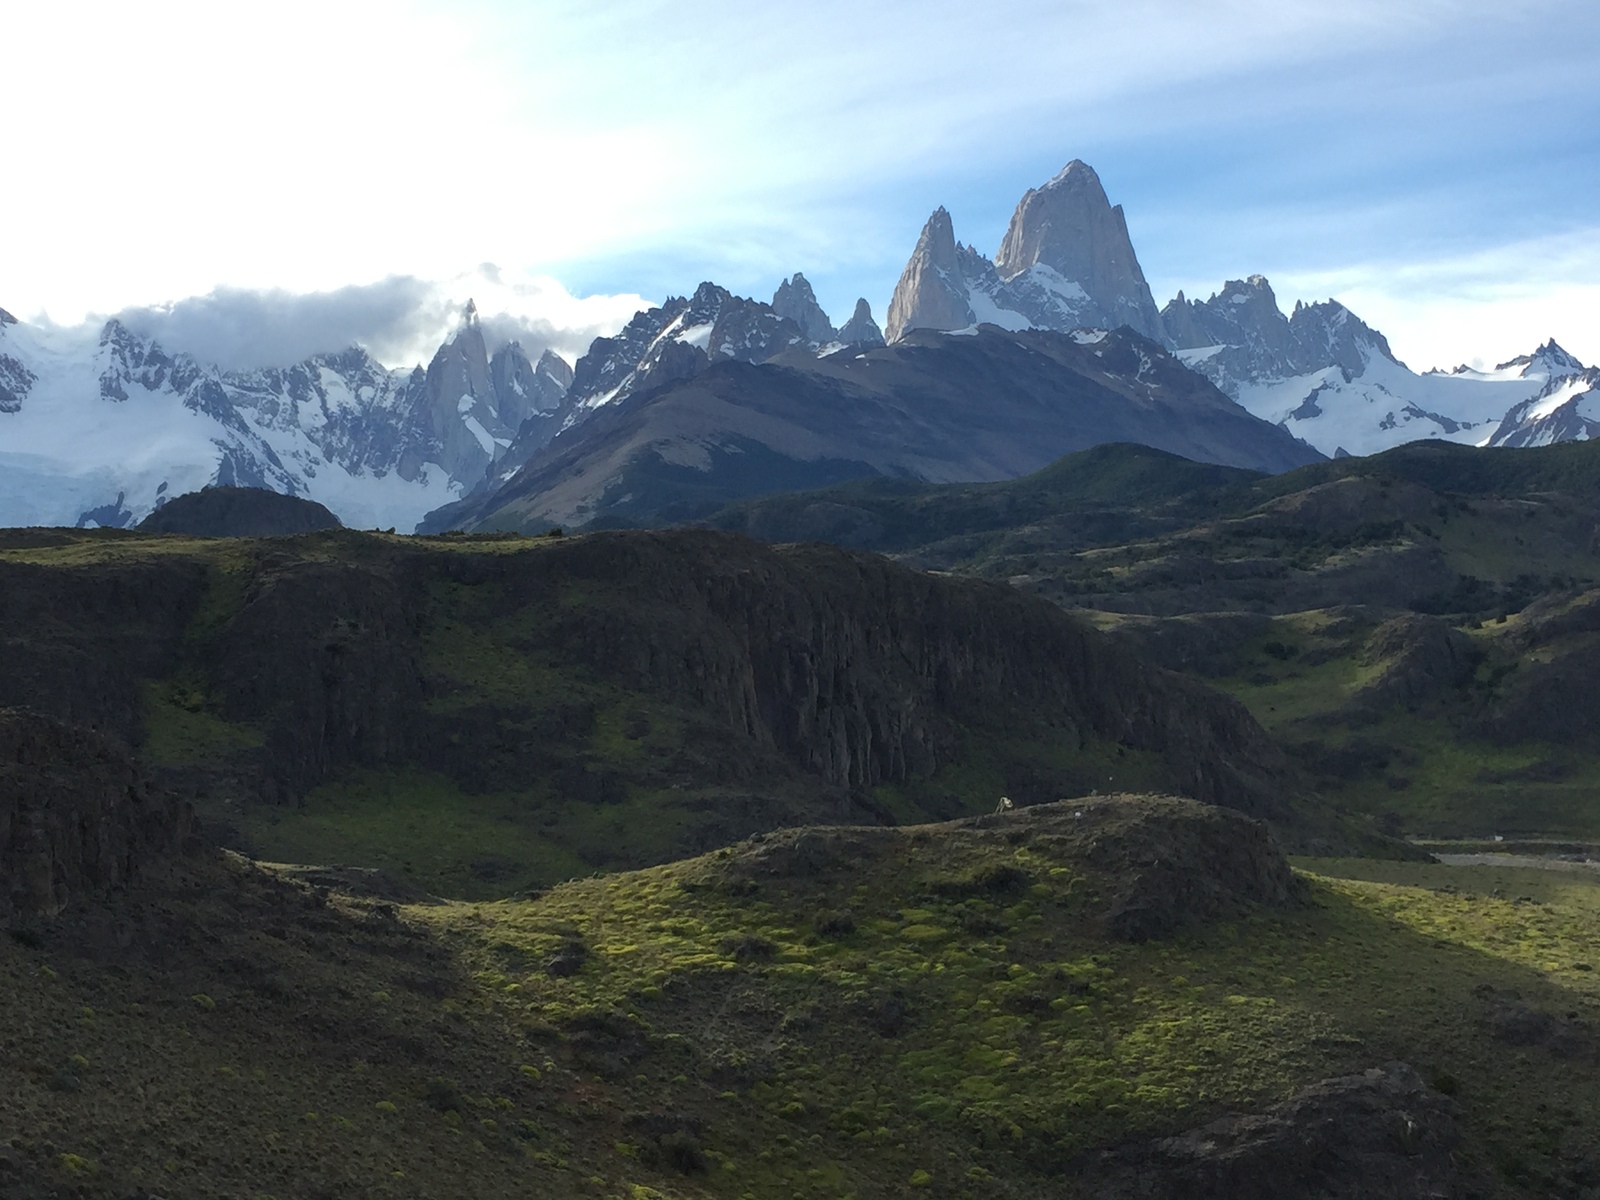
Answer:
5;0;1598;369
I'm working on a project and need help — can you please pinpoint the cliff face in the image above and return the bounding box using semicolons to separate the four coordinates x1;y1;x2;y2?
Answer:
885;208;974;342
993;160;1163;341
0;708;194;918
0;529;1307;875
425;531;1297;816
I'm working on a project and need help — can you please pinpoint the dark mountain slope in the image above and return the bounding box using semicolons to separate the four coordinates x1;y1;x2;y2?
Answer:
422;325;1322;534
711;442;1265;553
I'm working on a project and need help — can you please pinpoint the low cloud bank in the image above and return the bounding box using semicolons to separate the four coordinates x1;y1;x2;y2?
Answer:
114;269;653;373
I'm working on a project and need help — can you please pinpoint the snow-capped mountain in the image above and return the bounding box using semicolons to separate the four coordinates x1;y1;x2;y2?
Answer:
1483;357;1600;448
885;161;1163;343
0;303;574;531
564;279;885;415
884;165;1592;460
445;279;889;506
1167;280;1589;457
563;281;809;417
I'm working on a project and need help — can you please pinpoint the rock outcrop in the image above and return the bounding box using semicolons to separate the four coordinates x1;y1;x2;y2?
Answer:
884;207;974;342
0;529;1306;839
834;298;885;348
993;159;1163;340
1078;1062;1466;1199
771;273;836;345
1355;615;1478;709
0;708;194;918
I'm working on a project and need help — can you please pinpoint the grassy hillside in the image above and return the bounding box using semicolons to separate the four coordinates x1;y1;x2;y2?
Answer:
14;795;1600;1197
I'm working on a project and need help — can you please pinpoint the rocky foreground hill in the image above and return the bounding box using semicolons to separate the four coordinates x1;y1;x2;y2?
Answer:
5;751;1596;1198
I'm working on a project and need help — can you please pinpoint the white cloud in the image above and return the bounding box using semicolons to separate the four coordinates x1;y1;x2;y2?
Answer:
111;269;650;372
3;0;1594;375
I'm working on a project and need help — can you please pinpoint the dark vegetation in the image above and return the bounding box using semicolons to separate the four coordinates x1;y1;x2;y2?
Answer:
137;485;343;537
714;438;1600;841
0;523;1320;900
14;435;1600;1196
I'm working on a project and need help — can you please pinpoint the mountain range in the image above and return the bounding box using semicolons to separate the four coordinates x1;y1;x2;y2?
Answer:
882;161;1597;459
1;160;1593;532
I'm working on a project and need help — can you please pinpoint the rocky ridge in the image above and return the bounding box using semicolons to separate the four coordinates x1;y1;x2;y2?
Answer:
424;324;1322;533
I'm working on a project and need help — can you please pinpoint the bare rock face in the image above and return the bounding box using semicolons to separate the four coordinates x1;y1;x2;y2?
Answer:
771;273;836;345
885;165;1163;342
1077;1062;1467;1199
489;342;568;429
835;298;885;348
418;303;511;483
0;708;194;919
885;207;975;342
994;160;1162;340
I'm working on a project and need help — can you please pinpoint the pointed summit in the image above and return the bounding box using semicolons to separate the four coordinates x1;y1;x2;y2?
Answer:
836;298;885;348
885;208;975;342
461;298;480;327
1496;339;1587;380
994;161;1162;340
772;273;836;345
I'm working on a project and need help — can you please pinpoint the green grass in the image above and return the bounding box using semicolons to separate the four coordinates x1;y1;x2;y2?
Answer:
1199;608;1600;840
141;676;264;767
234;769;589;898
23;795;1600;1197
404;819;1600;1196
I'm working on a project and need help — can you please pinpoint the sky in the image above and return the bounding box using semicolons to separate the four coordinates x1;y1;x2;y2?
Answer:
3;0;1597;372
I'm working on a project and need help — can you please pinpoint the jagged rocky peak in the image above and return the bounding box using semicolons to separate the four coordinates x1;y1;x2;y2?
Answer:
1161;275;1296;360
416;299;549;483
1289;298;1400;375
836;298;885;348
885;207;975;342
1497;339;1587;379
772;273;836;345
566;280;804;412
535;348;574;391
994;159;1163;340
0;305;16;327
488;343;549;427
